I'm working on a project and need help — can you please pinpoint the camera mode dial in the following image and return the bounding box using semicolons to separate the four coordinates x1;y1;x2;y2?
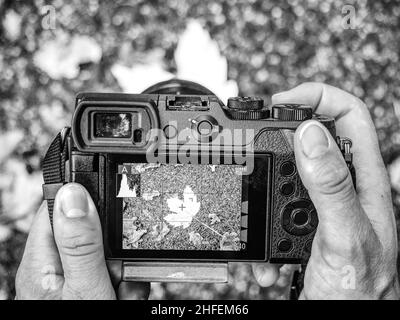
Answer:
228;96;264;110
272;104;313;121
226;96;269;120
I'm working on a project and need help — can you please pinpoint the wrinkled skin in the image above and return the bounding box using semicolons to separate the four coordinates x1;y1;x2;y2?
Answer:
253;82;399;300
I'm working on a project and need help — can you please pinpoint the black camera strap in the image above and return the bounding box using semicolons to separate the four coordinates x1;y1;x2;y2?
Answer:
42;128;69;226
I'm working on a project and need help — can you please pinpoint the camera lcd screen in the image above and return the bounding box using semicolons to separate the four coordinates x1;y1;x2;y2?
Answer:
105;153;271;262
117;164;244;251
94;113;132;138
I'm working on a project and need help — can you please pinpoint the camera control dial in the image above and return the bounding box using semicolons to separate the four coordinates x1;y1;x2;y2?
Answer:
272;104;313;121
226;96;269;120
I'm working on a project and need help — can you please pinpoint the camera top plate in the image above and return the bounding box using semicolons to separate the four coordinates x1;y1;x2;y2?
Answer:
72;92;335;154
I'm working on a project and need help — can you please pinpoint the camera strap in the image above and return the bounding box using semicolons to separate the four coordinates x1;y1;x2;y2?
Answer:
42;128;69;226
290;263;307;299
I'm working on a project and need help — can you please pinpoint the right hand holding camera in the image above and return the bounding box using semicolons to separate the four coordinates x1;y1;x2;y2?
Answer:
253;82;400;299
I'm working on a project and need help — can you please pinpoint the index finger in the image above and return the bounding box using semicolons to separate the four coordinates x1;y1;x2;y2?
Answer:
272;82;396;243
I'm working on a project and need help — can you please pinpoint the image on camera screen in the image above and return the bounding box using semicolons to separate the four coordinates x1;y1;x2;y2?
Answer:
94;113;132;138
117;163;246;251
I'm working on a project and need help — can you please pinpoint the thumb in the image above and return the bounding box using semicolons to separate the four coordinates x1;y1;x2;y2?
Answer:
53;183;115;299
294;120;368;255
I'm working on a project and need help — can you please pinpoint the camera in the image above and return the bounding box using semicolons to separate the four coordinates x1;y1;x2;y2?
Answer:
42;80;354;276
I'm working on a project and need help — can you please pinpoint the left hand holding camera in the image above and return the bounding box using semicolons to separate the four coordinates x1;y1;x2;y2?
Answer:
15;183;150;300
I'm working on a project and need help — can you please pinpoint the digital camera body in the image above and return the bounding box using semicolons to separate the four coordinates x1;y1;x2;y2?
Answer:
42;80;354;271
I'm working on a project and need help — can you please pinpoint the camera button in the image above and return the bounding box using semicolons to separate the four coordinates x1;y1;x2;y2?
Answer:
280;182;295;196
190;115;220;142
291;209;309;227
197;120;213;135
281;199;317;236
163;125;178;139
280;161;296;177
278;239;293;253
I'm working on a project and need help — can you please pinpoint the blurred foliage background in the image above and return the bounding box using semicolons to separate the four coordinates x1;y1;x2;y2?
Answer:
1;0;400;300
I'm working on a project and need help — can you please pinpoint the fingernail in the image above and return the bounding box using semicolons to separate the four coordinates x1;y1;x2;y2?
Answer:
299;122;330;158
60;184;88;218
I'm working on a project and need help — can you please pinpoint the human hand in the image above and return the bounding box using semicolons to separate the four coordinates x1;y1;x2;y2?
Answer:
15;183;150;300
253;82;400;299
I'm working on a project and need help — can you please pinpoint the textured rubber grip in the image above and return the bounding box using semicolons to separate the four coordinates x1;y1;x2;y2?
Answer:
42;131;68;228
